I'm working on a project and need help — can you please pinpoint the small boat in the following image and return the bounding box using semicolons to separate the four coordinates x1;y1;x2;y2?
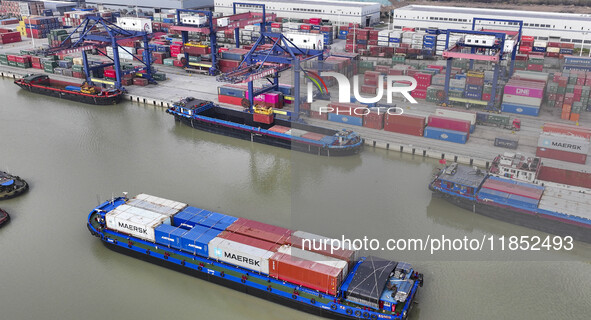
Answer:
14;74;123;105
0;171;28;200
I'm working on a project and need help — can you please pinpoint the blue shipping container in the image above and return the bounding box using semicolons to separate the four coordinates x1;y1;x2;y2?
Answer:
389;38;400;43
560;48;574;54
426;28;440;35
455;74;467;80
564;56;591;66
173;206;209;229
465;91;482;100
339;30;349;35
470;124;475;134
532;46;546;53
424;35;436;41
154;224;188;250
180;225;221;256
424;127;468;144
65;85;80;92
465;84;482;92
219;86;246;98
328;113;363;126
501;103;540;116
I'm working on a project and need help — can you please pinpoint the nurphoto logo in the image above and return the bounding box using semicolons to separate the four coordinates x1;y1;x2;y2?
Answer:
306;71;419;105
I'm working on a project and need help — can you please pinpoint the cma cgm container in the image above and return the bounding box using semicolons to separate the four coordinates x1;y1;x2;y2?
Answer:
537;133;590;154
208;236;275;274
269;252;343;295
424;127;468;144
536;147;587;164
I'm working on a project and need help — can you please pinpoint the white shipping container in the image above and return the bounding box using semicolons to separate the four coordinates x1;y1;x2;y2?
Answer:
181;15;208;26
503;94;543;107
537;133;590;155
117;17;153;33
285;32;324;50
378;41;389;47
538;185;591;220
105;205;171;242
134;194;187;211
217;17;229;27
504;40;515;53
208;237;274;274
435;108;477;125
277;245;349;276
310;99;330;112
547;47;560;53
389;43;400;48
378;30;390;37
389;31;402;38
126;199;180;217
533;40;547;48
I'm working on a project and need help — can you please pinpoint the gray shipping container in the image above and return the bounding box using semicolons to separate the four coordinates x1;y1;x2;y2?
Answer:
494;137;519;149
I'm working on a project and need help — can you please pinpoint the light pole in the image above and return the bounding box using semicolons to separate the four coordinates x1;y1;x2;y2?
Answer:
580;32;587;57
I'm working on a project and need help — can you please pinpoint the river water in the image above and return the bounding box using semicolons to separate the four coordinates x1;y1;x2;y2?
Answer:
0;79;590;320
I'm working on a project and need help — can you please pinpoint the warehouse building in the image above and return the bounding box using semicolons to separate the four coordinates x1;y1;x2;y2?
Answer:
214;0;381;27
84;0;213;12
393;5;591;45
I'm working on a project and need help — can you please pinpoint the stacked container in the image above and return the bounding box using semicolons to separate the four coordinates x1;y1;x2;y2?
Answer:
383;113;425;136
424;115;471;144
476;176;544;210
536;123;590;164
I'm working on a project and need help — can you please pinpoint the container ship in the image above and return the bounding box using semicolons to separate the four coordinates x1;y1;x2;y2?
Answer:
87;193;423;319
430;153;591;243
0;208;9;227
166;98;363;156
0;171;28;200
14;74;123;105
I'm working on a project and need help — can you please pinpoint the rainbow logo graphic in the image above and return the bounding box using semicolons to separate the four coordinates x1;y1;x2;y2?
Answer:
303;69;329;94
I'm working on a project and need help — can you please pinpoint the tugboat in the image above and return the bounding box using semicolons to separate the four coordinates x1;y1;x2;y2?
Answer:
0;171;28;200
0;208;9;227
166;98;363;156
14;74;123;105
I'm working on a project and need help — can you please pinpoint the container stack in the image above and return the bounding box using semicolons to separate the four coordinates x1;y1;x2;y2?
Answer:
546;69;590;119
435;108;476;133
424;114;470;144
218;48;247;73
501;71;549;116
465;71;484;101
47;29;68;47
411;72;432;100
536;123;591;164
476;176;544;210
23;16;61;39
0;28;21;44
562;55;591;72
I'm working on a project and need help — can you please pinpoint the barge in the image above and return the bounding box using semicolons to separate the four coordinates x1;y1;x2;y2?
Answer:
430;153;591;243
0;208;9;227
166;98;363;156
87;193;423;319
14;74;123;105
0;171;28;200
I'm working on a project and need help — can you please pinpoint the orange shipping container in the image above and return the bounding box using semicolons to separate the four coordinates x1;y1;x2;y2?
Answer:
543;123;591;140
269;252;342;295
569;113;580;122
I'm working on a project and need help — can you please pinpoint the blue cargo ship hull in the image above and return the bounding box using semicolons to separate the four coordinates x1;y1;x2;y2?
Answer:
87;197;421;320
430;185;591;243
167;103;363;156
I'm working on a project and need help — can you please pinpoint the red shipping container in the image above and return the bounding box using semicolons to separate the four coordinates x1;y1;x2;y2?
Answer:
428;115;470;133
309;110;328;120
411;89;427;99
217;231;280;252
300;24;311;31
133;78;148;86
269;252;342;295
481;179;543;200
527;64;544;72
466;77;485;86
543;123;591;140
361;84;377;94
300;132;325;141
536;147;587;164
218;94;243;106
537;166;591;189
226;218;292;245
384;114;425;136
522;36;534;42
363;111;384;130
482;93;491;101
519;47;532;53
104;69;117;78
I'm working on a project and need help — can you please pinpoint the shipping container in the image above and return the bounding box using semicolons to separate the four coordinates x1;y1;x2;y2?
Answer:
481;177;544;200
537;166;591;189
494;137;519;149
209;236;275;274
289;230;357;265
536;147;587;164
501;103;540;116
277;245;348;276
424;127;468;144
269;252;342;295
542;123;591;140
226;218;292;245
105;205;171;242
384;113;425;136
537;133;590;155
181;225;223;257
134;194;187;212
154;224;188;250
327;113;363;126
503;94;542;107
504;83;545;99
428;115;471;133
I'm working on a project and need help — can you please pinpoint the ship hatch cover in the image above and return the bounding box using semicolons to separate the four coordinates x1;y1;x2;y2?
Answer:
345;256;398;307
